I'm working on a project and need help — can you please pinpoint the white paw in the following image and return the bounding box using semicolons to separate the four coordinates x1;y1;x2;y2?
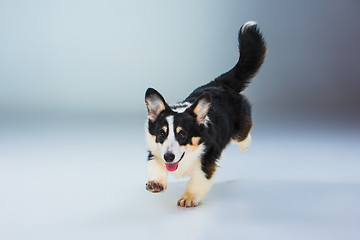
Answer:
146;180;167;193
177;193;201;208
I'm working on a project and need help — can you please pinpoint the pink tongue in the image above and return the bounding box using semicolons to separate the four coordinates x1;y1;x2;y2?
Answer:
165;162;179;172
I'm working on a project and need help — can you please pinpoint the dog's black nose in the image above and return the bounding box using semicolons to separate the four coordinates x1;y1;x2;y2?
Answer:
164;152;175;162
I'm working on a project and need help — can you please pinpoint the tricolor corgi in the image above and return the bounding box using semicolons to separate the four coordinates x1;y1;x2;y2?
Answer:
144;21;267;207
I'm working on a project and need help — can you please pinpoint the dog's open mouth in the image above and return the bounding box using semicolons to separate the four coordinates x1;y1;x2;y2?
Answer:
165;152;185;172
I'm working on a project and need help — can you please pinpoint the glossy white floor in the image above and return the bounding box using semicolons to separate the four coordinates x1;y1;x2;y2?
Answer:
1;118;359;240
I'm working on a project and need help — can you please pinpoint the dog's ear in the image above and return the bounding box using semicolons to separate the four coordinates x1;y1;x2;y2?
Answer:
145;88;167;121
189;94;211;125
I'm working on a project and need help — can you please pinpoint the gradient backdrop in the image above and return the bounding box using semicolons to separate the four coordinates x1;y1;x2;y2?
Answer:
0;1;359;240
1;0;359;120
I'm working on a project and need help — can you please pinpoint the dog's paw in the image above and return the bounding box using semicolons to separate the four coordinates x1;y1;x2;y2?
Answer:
177;193;201;207
146;180;166;193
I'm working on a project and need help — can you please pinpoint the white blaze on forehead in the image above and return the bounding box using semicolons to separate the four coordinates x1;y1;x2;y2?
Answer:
160;115;184;162
165;116;175;149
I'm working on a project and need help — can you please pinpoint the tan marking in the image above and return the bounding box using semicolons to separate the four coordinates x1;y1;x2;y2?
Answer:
150;135;165;146
185;137;201;152
176;126;183;134
193;101;210;124
162;125;167;132
191;137;200;146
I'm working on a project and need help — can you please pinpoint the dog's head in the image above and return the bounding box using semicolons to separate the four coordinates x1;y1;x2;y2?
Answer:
145;88;211;172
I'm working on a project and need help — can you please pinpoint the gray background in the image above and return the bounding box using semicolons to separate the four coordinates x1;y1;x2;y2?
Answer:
1;0;359;121
1;1;359;240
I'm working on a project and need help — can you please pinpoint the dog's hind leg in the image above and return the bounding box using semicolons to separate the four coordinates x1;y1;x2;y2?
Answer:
230;95;253;152
238;133;252;152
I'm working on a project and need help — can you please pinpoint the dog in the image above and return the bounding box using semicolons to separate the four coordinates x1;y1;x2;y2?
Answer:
144;21;266;207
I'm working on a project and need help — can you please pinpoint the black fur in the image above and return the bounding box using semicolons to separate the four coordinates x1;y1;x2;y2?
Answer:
146;22;266;179
211;23;267;92
147;151;155;161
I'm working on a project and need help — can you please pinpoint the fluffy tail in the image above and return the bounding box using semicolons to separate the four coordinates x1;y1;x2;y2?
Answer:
213;21;267;92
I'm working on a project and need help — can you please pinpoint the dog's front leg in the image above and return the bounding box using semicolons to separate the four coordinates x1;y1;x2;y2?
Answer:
146;156;168;193
177;165;213;207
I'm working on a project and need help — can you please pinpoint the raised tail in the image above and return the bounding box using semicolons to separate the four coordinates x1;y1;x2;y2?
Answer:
213;21;267;92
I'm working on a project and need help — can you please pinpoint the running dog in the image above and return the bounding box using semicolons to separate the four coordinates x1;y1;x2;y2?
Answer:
144;21;267;207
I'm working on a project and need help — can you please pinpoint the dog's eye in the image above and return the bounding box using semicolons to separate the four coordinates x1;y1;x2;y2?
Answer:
159;129;165;137
177;130;187;143
157;129;167;143
179;132;186;138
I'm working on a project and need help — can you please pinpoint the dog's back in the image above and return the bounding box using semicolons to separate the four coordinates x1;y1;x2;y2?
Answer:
183;22;266;178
